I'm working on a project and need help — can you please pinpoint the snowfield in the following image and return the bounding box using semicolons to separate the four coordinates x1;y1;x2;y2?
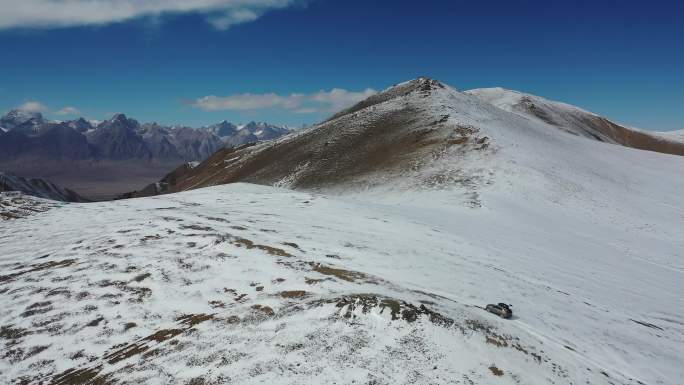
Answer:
2;178;682;385
1;78;683;385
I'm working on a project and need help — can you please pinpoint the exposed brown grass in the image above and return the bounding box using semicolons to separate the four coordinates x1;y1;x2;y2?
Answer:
311;264;368;282
279;290;308;299
0;259;76;283
219;235;294;258
489;366;504;376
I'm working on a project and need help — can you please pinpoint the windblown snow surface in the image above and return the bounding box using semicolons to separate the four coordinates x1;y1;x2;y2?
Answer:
1;80;683;385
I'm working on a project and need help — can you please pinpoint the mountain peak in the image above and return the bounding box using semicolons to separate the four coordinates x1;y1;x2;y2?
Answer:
99;113;140;131
110;113;129;122
415;76;445;86
326;76;450;122
394;76;448;91
66;117;93;133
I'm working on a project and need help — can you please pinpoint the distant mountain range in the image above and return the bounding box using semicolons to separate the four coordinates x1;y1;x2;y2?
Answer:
0;110;290;163
0;110;291;199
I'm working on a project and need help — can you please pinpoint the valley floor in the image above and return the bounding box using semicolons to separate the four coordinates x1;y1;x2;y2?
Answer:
0;160;184;200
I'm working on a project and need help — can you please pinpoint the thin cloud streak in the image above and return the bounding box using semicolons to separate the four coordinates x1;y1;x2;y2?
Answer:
0;0;298;30
191;88;377;114
56;106;81;116
11;101;85;118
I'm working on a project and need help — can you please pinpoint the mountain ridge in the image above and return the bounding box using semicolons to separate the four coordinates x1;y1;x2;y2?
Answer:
0;171;87;202
0;111;292;163
126;77;684;199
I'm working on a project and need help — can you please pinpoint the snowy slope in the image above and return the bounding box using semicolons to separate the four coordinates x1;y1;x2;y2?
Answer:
1;78;683;385
465;87;684;156
1;180;682;385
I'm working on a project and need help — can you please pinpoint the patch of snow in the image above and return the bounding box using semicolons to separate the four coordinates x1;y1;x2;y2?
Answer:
223;156;240;166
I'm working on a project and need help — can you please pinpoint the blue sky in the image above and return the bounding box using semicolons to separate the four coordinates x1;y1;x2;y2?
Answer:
0;0;682;130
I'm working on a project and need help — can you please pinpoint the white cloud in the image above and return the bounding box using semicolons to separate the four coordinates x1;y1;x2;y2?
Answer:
18;101;47;113
193;92;303;111
56;106;81;116
209;8;260;30
0;0;298;30
310;88;378;112
191;88;377;114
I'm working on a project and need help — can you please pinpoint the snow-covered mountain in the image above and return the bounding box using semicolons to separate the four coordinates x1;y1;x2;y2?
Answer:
66;117;94;133
204;120;291;147
240;121;291;141
1;78;683;385
0;109;46;136
87;114;153;160
204;120;239;137
466;87;684;155
139;123;225;162
0;172;86;202
129;77;684;197
0;110;291;163
0;120;94;161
